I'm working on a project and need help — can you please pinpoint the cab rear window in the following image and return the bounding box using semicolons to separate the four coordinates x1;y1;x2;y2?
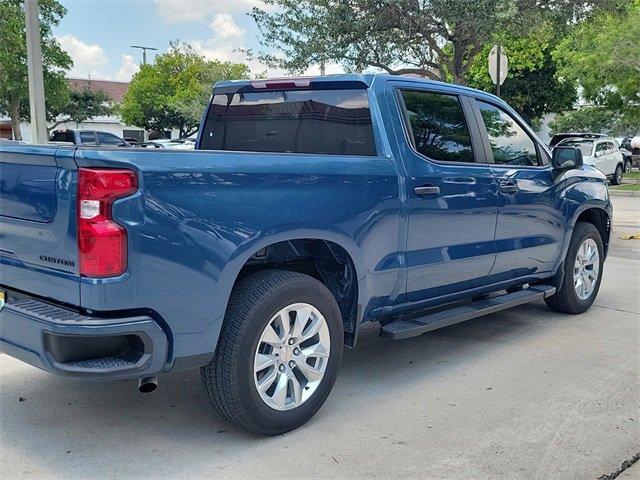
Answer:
50;130;74;142
200;89;376;156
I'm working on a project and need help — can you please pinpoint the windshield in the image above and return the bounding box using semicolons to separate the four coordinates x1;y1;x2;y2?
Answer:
558;140;593;156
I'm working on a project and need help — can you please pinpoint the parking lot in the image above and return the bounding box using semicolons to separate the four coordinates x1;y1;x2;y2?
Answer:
0;196;638;480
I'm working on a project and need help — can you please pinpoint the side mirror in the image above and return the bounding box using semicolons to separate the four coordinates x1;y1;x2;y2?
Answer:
552;146;583;170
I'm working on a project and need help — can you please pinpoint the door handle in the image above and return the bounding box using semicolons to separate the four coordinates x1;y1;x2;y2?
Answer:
414;185;440;196
499;182;519;194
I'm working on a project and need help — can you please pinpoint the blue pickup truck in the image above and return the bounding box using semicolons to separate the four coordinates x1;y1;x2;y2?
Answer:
0;74;612;435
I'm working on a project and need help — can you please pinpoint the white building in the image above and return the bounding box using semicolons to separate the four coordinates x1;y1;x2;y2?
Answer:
0;78;178;142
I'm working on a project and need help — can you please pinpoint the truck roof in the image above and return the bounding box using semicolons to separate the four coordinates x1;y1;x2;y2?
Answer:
212;73;497;100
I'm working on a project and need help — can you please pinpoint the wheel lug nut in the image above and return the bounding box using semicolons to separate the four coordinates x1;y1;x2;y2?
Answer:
288;361;295;368
279;364;285;372
288;338;295;345
293;348;300;355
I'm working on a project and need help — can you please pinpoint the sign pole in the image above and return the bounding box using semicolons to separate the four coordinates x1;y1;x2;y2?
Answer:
496;45;501;97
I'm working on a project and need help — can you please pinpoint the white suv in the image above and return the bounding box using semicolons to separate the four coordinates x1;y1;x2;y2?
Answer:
557;137;625;185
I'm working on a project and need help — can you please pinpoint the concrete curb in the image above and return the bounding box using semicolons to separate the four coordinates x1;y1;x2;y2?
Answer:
622;178;640;184
619;459;640;478
609;189;640;197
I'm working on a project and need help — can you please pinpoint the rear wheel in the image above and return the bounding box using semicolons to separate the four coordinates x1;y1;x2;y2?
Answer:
611;164;623;185
545;222;604;314
201;270;343;435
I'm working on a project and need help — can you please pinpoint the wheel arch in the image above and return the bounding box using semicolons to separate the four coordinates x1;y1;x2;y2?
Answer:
213;228;366;348
568;206;611;260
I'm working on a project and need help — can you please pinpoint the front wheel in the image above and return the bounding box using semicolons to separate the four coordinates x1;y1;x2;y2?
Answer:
545;222;604;314
611;164;623;185
201;270;343;435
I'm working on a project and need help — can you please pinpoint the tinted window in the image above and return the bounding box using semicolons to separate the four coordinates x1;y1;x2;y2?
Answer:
200;89;375;155
79;131;96;145
97;132;123;145
400;91;474;163
477;101;540;166
50;130;74;142
559;139;593;156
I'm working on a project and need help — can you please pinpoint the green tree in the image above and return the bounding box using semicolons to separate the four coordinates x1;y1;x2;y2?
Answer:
47;89;114;132
250;0;625;85
0;0;72;140
466;23;576;125
120;42;250;137
553;1;640;131
549;107;636;136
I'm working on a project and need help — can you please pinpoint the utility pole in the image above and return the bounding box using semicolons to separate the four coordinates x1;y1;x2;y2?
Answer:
131;45;158;66
25;0;48;144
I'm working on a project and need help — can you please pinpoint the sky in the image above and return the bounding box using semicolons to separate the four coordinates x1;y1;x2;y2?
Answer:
54;0;343;82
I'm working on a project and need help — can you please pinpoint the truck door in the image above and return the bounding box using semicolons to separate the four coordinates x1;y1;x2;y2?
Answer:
471;99;566;282
389;84;499;304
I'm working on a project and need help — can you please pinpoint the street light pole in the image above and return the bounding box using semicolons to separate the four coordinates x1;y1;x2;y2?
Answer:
25;0;48;144
130;45;158;66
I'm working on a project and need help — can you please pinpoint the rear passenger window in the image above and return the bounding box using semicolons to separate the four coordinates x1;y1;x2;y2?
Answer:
79;132;96;145
477;101;540;166
200;89;376;156
399;90;475;163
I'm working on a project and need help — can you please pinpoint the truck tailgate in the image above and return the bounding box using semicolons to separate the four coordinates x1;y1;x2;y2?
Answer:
0;143;80;305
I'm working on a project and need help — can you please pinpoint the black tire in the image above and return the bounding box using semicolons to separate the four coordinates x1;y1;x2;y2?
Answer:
201;269;343;435
545;222;604;314
611;164;623;185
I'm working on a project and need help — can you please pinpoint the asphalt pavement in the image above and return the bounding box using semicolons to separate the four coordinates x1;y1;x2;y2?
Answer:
1;196;638;479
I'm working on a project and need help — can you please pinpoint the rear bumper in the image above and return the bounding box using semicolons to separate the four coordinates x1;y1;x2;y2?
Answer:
0;289;168;380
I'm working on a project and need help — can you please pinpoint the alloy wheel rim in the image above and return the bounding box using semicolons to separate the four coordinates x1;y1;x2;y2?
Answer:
573;238;600;301
253;303;330;411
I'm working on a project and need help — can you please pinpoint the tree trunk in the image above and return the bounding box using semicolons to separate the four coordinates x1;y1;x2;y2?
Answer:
9;99;22;141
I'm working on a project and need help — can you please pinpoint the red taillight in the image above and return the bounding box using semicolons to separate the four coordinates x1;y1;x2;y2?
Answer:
77;168;138;277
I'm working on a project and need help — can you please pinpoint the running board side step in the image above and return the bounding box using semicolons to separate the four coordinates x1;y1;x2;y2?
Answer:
379;285;556;340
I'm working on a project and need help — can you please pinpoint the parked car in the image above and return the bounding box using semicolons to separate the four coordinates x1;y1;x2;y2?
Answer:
1;74;612;435
615;137;633;172
50;129;131;147
123;137;141;146
549;132;605;148
140;140;178;149
141;138;195;150
556;136;625;184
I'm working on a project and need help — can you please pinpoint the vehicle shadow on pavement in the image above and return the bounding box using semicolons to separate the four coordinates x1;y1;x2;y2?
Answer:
1;301;556;438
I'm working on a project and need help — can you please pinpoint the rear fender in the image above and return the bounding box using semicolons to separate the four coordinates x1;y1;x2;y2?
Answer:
208;226;366;343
